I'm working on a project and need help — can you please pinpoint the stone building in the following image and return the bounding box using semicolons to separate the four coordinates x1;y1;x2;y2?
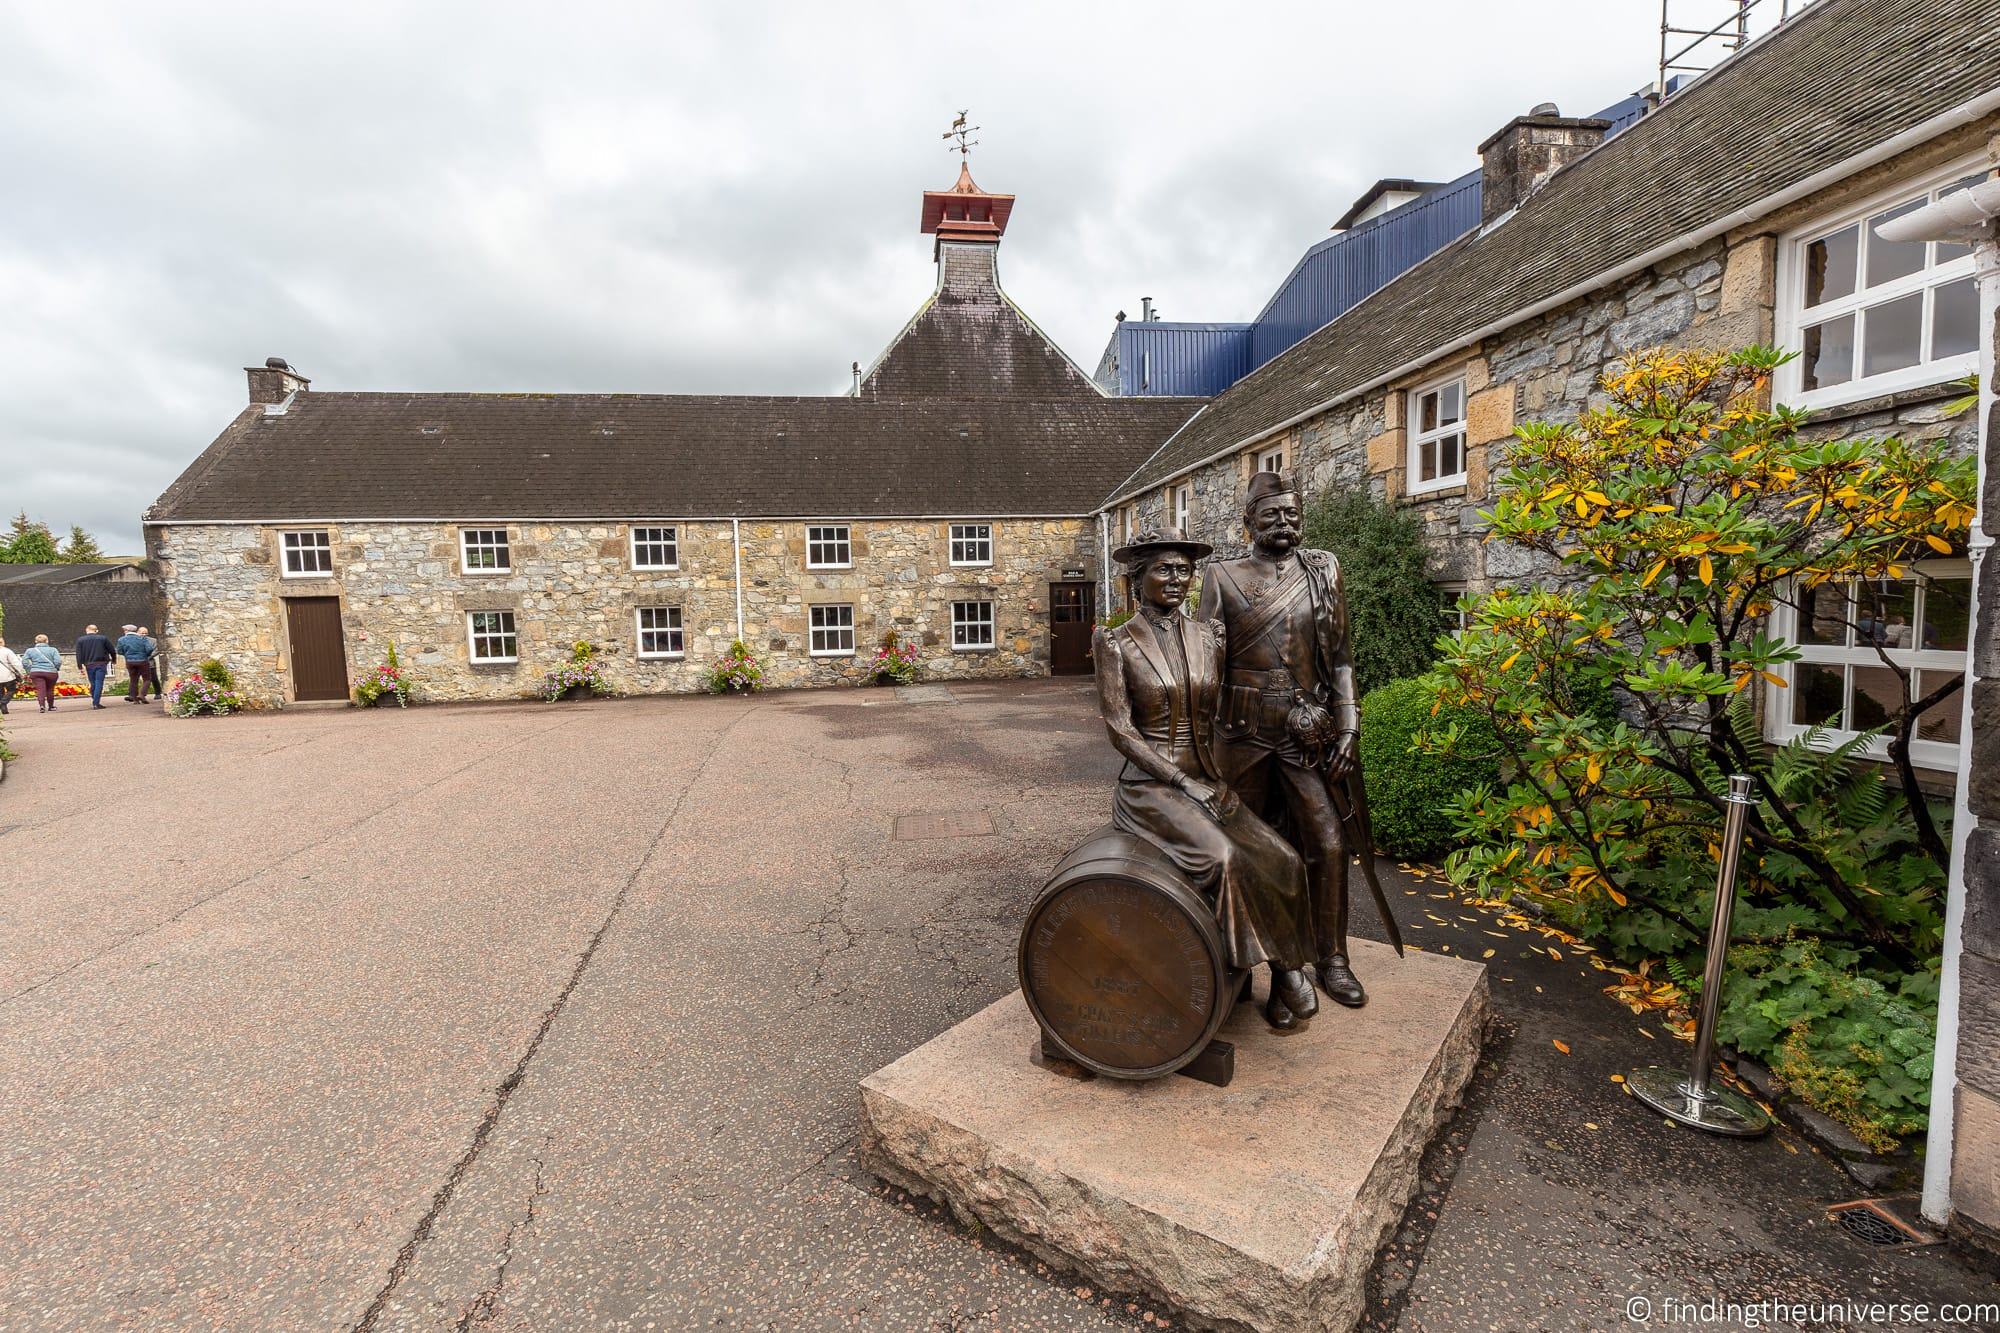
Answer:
144;167;1200;705
1097;0;2000;1252
1104;0;1996;787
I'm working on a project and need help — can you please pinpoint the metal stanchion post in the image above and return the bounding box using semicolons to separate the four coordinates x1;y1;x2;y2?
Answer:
1626;774;1772;1136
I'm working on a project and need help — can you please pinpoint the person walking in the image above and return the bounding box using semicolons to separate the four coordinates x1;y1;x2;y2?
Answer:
115;625;152;704
0;637;22;716
22;635;62;712
74;624;115;709
137;626;163;702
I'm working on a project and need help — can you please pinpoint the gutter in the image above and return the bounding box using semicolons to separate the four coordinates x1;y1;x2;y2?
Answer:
1103;84;2000;508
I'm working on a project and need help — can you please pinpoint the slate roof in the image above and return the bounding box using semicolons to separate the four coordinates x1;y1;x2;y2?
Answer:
147;392;1204;521
0;563;136;585
151;238;1203;523
1109;0;2000;502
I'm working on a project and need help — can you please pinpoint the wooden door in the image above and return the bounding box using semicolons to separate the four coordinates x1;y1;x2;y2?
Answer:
1049;582;1095;675
285;597;349;701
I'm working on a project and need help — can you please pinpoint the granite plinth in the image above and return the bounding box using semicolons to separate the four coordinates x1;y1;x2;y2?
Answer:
858;938;1488;1333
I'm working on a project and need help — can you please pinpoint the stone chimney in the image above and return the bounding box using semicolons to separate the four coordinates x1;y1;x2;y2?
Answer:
245;356;310;406
1477;103;1610;226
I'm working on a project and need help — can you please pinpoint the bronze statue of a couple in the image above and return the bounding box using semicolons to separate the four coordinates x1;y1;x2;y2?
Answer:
1092;470;1403;1032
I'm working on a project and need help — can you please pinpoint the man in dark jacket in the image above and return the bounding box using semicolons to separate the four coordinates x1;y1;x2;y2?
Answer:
74;624;115;709
114;625;153;704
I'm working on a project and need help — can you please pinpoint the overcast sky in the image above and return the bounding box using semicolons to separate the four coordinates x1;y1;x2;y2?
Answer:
2;2;1715;553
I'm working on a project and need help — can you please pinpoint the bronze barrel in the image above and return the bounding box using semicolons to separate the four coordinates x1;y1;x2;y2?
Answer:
1018;825;1238;1080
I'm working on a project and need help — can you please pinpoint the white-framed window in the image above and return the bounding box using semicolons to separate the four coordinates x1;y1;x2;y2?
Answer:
630;525;679;570
460;528;511;574
635;606;684;658
809;603;855;656
467;610;519;664
1777;160;1992;410
807;525;852;569
1407;376;1467;494
1117;506;1137;543
1172;484;1192;533
949;523;993;567
280;529;332;578
952;600;996;652
1252;443;1287;474
1437;582;1471;634
1766;562;1970;771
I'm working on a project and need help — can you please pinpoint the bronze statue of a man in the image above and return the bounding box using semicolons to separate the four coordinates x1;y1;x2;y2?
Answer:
1197;470;1403;1022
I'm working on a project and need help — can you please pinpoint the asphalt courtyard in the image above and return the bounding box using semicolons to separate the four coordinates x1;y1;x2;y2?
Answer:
2;681;1994;1331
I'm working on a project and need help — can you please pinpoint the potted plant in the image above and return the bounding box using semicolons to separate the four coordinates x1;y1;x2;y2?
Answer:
539;640;614;702
165;659;246;717
354;641;414;708
704;639;765;694
868;632;920;686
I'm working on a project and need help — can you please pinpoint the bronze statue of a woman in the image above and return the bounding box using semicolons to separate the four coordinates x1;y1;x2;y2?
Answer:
1091;528;1321;1029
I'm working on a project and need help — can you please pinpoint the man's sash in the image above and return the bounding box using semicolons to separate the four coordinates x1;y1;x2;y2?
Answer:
1224;560;1312;652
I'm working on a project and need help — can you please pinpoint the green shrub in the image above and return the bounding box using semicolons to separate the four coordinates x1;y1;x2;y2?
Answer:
1359;674;1501;859
704;640;765;694
198;658;236;688
1301;486;1444;696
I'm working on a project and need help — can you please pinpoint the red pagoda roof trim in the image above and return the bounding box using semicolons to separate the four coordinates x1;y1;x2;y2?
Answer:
920;162;1016;240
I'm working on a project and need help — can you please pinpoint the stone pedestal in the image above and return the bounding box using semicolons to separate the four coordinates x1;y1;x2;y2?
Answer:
858;939;1488;1333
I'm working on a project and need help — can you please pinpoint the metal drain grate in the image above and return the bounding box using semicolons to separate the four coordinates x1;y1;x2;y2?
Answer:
1837;1208;1907;1246
1826;1198;1937;1247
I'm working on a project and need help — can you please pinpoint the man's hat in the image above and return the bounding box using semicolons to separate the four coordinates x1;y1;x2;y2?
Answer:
1111;525;1212;568
121;624;137;632
1245;470;1298;506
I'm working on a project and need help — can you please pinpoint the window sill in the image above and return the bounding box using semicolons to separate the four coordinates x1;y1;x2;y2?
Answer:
279;572;337;581
631;566;682;574
952;644;997;653
809;649;856;659
1788;376;1967;427
806;565;854;573
637;652;686;661
948;562;995;570
469;659;520;670
460;569;514;577
1406;481;1468;501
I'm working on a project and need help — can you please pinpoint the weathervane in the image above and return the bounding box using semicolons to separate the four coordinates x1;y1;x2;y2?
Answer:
942;110;980;157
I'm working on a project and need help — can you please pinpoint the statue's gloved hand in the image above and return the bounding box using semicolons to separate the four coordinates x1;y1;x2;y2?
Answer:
1182;778;1240;823
1327;730;1358;780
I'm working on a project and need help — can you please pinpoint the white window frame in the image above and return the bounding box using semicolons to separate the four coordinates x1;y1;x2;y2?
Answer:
630;525;679;571
948;523;993;568
1436;581;1471;635
1252;443;1287;474
1118;506;1137;543
635;606;685;659
1406;374;1468;495
279;529;332;578
809;603;855;656
460;528;511;574
1775;157;1991;411
1171;484;1191;533
806;525;852;570
1764;560;1970;772
466;610;519;664
951;600;996;652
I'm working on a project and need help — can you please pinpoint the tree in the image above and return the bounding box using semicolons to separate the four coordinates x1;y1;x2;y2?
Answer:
1421;346;1976;972
59;525;105;564
2;513;59;565
1300;485;1446;696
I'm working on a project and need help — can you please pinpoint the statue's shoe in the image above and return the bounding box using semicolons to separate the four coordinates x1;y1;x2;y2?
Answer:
1272;966;1319;1020
1315;954;1368;1008
1262;991;1300;1032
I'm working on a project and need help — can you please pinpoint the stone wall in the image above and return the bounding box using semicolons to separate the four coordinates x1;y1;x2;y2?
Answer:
149;518;1095;706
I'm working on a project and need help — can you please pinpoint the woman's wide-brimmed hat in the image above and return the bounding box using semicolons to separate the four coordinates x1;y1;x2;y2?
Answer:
1111;525;1212;567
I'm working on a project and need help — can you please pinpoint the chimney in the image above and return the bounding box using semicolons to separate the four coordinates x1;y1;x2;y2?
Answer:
1477;104;1610;226
246;356;310;405
1141;296;1156;322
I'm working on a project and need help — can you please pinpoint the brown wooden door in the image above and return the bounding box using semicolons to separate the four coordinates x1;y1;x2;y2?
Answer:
285;597;349;701
1049;582;1095;675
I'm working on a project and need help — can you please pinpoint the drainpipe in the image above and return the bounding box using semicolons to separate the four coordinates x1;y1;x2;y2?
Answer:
731;518;745;643
1098;511;1111;621
1878;182;2000;1226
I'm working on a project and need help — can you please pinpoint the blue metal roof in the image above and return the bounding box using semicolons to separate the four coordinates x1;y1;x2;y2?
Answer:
1114;89;1662;397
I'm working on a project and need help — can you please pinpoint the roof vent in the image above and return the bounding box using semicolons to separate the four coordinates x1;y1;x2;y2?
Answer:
265;356;291;370
420;425;442;435
1529;101;1560;116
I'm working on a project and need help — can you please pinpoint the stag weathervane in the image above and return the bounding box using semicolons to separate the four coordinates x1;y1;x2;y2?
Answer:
942;110;980;156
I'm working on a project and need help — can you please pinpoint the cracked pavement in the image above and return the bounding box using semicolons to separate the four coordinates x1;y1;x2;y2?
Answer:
3;680;1993;1331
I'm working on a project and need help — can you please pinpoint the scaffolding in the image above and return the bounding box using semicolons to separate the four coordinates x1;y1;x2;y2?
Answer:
1658;0;1809;98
